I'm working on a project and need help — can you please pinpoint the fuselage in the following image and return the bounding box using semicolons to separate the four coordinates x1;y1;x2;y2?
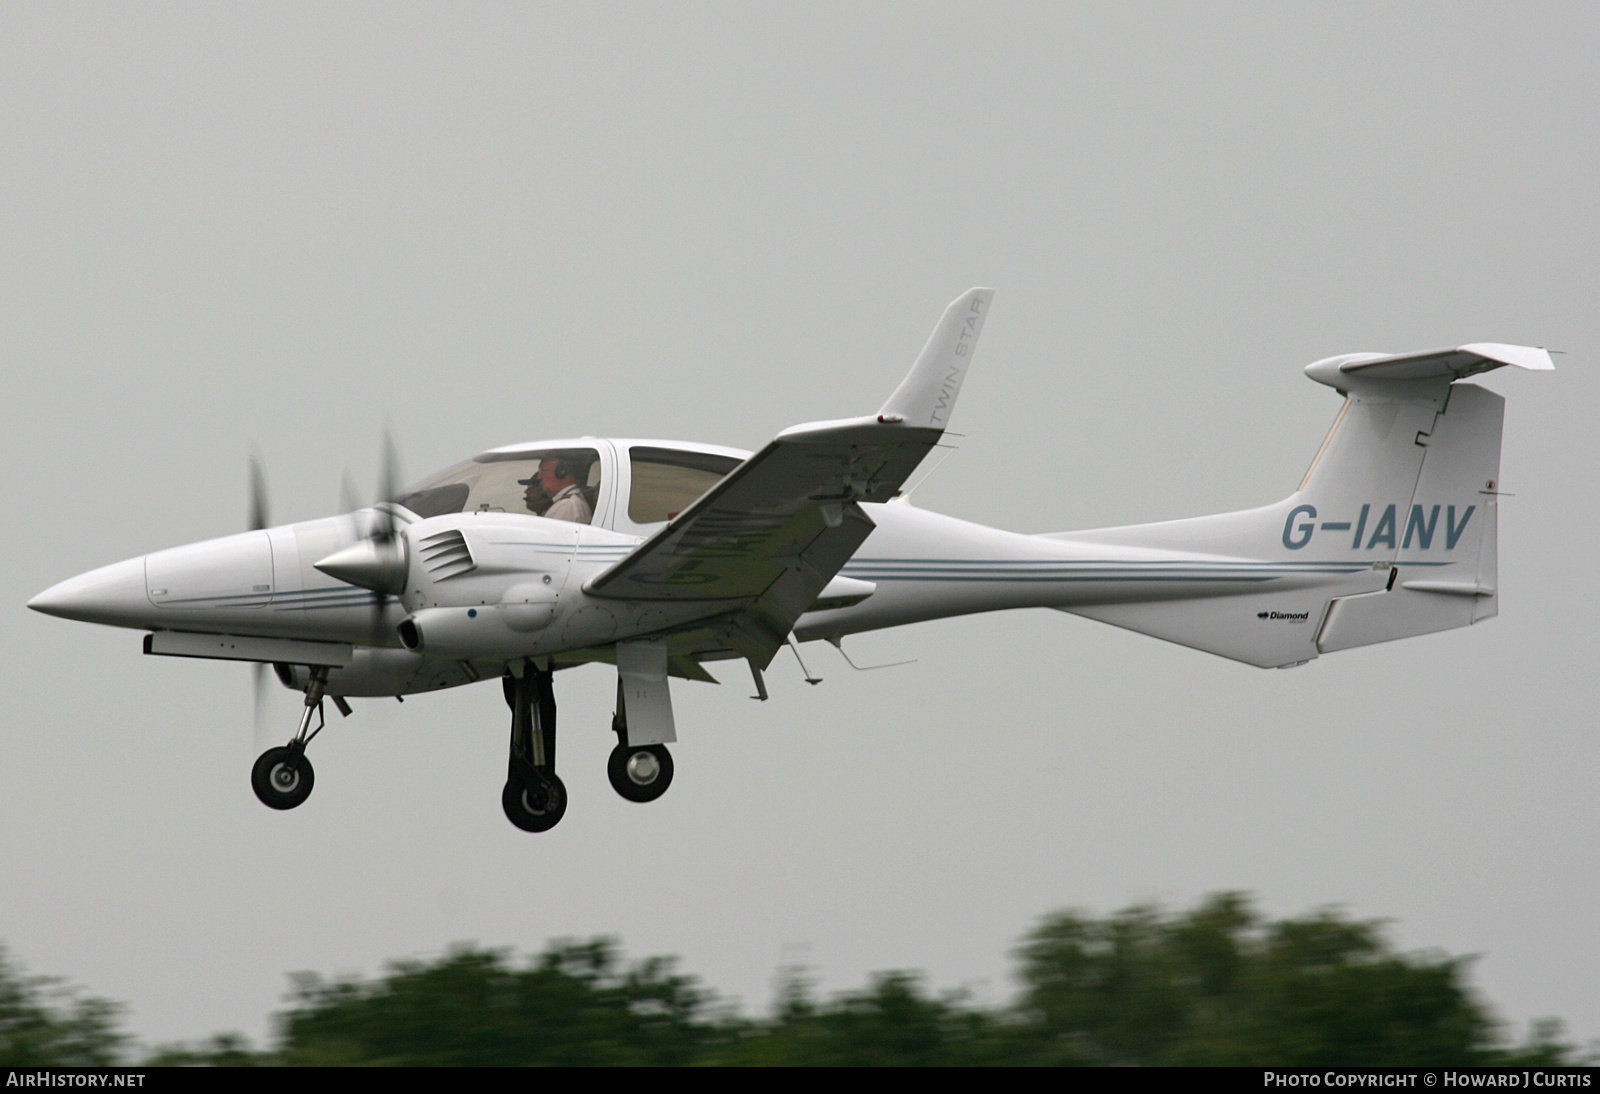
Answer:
29;436;1384;696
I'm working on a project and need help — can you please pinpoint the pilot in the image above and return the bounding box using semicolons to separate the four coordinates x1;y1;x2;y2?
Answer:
519;471;551;516
521;455;592;524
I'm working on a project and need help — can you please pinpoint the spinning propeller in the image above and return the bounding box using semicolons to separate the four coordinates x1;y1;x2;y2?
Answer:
313;429;409;643
245;435;408;737
247;448;274;743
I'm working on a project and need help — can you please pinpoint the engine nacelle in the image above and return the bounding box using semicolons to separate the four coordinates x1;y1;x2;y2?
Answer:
398;599;552;659
386;511;732;662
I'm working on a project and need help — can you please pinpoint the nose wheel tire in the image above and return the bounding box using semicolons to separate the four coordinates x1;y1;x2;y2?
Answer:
502;771;567;832
608;743;674;803
251;747;315;810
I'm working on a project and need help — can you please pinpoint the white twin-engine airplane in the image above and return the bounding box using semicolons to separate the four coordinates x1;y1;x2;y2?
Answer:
29;290;1552;832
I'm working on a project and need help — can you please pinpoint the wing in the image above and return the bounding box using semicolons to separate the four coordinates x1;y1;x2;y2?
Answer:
584;287;994;666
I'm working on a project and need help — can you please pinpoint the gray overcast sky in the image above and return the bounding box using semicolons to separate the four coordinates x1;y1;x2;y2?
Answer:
4;2;1597;1052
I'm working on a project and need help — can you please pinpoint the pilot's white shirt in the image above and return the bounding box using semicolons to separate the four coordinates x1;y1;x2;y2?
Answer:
545;483;592;524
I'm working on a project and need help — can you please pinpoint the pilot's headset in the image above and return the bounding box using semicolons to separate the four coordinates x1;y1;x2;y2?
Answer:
518;456;577;496
532;454;576;482
557;454;593;484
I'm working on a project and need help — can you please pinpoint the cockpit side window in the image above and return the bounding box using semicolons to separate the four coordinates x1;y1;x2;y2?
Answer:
628;446;741;524
392;448;601;524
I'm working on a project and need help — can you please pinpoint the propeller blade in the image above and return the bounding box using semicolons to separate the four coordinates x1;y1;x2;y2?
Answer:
376;427;401;542
368;427;407;644
248;450;270;531
249;454;280;747
340;470;365;515
252;660;271;749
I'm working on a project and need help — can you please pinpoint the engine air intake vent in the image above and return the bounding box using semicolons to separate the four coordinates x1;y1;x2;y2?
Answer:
419;529;476;580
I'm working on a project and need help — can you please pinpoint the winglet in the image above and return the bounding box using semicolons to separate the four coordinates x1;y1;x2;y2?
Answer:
876;288;994;430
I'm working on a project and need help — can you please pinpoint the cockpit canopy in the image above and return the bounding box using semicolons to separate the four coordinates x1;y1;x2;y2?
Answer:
394;448;601;520
391;440;747;534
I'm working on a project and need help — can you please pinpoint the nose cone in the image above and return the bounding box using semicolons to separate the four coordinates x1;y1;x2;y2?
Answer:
29;556;154;628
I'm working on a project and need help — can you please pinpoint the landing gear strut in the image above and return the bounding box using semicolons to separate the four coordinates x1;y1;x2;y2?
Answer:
252;666;328;810
502;662;566;832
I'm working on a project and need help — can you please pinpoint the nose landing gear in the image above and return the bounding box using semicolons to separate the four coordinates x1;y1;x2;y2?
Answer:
252;743;314;810
252;666;336;810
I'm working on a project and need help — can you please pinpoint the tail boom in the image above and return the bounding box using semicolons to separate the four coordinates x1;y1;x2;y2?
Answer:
1050;372;1514;667
798;348;1543;670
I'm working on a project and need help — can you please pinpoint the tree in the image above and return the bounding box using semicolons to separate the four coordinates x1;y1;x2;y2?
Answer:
276;940;718;1066
4;892;1585;1066
1014;893;1511;1066
711;968;1009;1066
0;944;125;1066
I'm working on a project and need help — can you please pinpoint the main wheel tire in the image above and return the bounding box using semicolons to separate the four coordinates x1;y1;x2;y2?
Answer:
607;743;674;803
251;747;315;810
502;771;567;832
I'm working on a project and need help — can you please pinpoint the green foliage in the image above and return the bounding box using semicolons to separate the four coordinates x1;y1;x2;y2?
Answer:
709;969;1011;1065
3;894;1589;1066
143;1032;261;1067
1014;893;1512;1066
0;944;125;1066
276;940;717;1066
269;896;1572;1066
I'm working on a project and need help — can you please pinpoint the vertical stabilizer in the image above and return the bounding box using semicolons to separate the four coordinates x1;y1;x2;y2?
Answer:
1315;382;1502;652
1050;342;1544;667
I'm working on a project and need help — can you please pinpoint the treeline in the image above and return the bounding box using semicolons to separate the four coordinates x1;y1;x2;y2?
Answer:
3;894;1587;1066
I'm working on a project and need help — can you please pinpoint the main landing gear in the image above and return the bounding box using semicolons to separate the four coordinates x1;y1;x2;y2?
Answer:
496;665;677;831
608;712;673;803
502;663;566;832
252;665;338;810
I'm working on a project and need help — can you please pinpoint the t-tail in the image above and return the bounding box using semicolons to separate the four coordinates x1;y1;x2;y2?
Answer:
1046;344;1552;667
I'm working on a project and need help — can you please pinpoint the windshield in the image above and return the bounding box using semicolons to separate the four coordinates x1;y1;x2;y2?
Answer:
392;447;601;524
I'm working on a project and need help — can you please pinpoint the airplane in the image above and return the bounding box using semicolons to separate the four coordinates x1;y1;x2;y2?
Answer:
28;289;1553;832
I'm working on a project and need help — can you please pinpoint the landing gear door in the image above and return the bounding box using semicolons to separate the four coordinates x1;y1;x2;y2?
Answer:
616;640;676;745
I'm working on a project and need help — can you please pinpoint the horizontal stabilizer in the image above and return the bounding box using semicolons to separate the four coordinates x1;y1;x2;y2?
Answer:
1306;343;1553;389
